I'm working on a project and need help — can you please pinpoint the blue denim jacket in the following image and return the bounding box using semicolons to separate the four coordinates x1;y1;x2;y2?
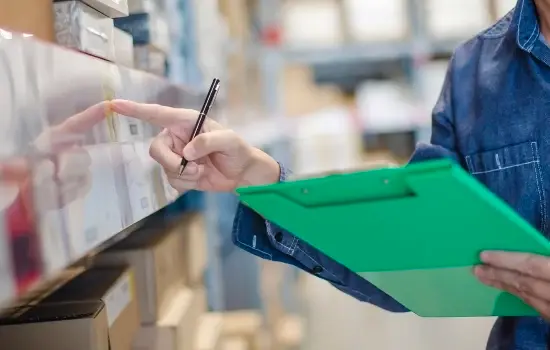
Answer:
232;1;550;348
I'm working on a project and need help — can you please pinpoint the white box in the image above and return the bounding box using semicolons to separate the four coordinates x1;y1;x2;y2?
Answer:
127;0;157;14
282;0;343;47
54;1;116;61
134;45;167;76
355;80;416;132
121;144;154;223
62;145;123;257
416;60;449;114
114;28;134;67
344;0;409;42
425;0;492;39
79;0;129;18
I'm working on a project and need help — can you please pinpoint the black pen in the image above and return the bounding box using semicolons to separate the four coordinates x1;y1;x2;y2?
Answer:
178;78;221;176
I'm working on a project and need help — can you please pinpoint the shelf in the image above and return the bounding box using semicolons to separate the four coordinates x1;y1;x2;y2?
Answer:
283;38;463;65
0;32;204;306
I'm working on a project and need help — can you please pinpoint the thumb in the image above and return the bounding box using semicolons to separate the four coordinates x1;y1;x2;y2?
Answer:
183;130;240;161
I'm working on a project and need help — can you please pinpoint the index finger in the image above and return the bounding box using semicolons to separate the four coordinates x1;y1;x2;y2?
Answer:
481;251;550;280
110;99;198;128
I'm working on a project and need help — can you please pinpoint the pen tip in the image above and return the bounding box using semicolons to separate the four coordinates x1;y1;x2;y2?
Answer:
178;165;185;177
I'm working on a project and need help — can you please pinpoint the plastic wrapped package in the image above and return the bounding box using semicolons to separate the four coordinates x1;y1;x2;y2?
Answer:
53;0;129;18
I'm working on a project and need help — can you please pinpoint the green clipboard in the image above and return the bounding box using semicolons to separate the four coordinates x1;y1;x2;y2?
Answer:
236;159;550;317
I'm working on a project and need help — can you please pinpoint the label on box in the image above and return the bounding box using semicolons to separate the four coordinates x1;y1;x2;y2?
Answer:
104;271;133;327
121;144;153;222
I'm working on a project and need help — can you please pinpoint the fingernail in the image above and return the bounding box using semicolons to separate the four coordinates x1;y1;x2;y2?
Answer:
473;266;484;277
111;100;131;114
183;145;195;160
480;251;490;262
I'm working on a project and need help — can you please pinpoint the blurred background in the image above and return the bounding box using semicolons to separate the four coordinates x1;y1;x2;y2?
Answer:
0;0;517;349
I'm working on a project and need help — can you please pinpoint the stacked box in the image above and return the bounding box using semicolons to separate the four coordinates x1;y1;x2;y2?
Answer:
282;0;343;47
53;1;116;61
424;0;492;39
343;0;409;42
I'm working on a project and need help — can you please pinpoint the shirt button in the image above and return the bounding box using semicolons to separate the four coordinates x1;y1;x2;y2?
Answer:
312;266;323;274
274;232;283;242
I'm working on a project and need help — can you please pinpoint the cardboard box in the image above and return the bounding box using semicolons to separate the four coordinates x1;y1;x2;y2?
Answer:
0;0;55;42
114;28;135;67
95;222;187;323
41;266;140;350
178;213;208;286
221;337;249;350
282;65;347;117
195;313;224;350
219;311;265;350
53;0;129;18
133;287;207;350
0;301;109;350
53;1;116;61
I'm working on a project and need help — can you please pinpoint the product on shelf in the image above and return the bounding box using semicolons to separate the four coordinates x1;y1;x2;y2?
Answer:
179;213;208;287
114;28;135;67
343;0;409;42
53;0;116;61
0;0;55;42
0;301;109;350
53;0;129;18
281;0;343;47
425;0;492;39
114;12;170;53
219;311;265;350
127;0;157;14
195;313;224;350
221;337;249;350
133;287;207;350
134;45;168;76
61;145;123;258
94;219;187;323
40;266;139;350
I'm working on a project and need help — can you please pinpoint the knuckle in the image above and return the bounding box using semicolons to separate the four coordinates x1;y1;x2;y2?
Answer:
525;255;545;276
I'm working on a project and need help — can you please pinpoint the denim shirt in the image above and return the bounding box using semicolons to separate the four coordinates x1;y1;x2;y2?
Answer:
232;0;550;348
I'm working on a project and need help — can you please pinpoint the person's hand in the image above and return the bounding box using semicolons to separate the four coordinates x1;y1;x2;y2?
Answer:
0;102;106;211
110;99;281;193
474;251;550;319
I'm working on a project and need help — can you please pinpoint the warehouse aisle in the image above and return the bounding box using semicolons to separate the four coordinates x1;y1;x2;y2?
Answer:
300;274;496;350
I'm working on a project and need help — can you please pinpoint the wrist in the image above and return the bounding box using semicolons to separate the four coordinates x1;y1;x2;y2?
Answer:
239;148;281;187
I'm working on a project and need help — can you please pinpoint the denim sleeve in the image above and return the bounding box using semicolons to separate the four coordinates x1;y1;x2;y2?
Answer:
232;58;459;313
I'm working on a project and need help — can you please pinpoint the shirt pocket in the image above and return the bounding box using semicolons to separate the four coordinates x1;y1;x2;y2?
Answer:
464;141;547;233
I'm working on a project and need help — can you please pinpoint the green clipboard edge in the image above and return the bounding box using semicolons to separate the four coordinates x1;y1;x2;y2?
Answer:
236;159;550;317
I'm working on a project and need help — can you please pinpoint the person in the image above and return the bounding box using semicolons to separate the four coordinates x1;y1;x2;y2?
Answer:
111;0;550;347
